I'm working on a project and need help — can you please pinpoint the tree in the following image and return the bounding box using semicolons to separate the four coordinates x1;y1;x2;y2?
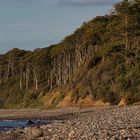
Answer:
114;0;131;51
33;65;40;90
114;0;140;51
25;63;30;90
19;59;24;90
128;0;140;51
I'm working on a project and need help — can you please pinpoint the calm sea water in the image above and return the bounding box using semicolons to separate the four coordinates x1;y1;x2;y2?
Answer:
0;119;48;132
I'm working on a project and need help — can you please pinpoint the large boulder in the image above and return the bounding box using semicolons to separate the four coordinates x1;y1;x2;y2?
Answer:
30;126;43;138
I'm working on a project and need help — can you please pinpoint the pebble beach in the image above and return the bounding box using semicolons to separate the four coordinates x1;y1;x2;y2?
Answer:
0;106;140;140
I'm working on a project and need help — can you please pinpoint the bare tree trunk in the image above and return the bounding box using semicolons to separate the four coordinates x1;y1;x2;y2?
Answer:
125;15;129;51
7;58;10;80
33;65;40;90
50;70;53;89
19;60;23;90
26;63;30;90
20;78;23;90
35;77;38;90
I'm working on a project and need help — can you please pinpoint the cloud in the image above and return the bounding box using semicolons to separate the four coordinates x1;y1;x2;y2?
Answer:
60;0;118;6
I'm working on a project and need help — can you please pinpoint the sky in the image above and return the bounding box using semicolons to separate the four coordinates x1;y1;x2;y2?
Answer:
0;0;119;54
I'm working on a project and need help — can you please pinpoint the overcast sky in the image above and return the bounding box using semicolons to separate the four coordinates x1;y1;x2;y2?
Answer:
0;0;118;53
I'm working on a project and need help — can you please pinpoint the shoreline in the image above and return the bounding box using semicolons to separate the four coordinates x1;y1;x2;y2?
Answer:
0;107;85;121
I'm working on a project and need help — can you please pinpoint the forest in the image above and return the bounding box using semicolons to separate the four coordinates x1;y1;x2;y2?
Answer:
0;0;139;108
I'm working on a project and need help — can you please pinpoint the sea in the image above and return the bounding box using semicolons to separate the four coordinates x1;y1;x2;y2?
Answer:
0;119;48;132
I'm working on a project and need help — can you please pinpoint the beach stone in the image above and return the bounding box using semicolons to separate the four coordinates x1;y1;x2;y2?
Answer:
26;120;34;126
30;126;43;138
15;128;24;135
51;134;61;140
68;130;75;139
1;132;20;140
